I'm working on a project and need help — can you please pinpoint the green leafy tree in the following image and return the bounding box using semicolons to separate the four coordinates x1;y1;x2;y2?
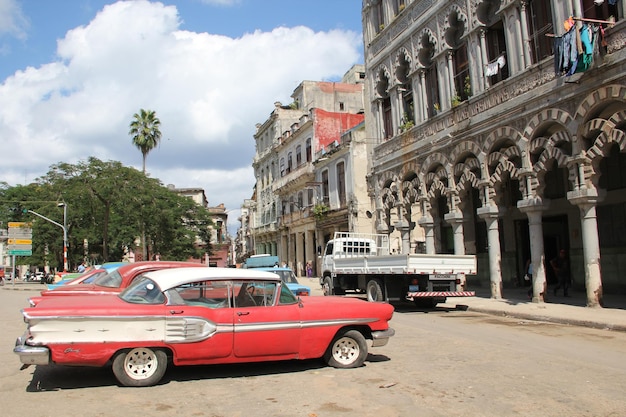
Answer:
129;109;162;174
0;158;216;268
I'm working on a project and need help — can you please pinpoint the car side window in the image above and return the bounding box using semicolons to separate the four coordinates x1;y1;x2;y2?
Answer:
278;284;298;305
170;281;231;308
234;281;277;307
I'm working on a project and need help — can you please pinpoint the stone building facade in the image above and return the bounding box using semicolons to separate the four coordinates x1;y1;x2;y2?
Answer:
362;0;626;306
250;66;369;276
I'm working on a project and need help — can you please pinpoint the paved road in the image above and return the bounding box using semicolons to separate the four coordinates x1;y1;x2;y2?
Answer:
2;288;626;416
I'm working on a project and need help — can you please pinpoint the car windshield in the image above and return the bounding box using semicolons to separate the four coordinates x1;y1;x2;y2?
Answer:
93;269;123;288
120;276;165;304
273;270;299;284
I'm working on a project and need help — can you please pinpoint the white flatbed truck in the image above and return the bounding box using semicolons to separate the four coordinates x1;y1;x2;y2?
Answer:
320;232;476;307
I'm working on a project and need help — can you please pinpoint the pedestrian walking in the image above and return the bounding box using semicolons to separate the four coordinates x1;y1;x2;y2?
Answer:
551;249;571;297
306;261;313;277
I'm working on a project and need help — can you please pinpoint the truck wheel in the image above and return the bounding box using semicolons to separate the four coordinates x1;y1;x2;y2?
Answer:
112;347;167;387
322;277;334;296
324;330;368;368
366;279;384;302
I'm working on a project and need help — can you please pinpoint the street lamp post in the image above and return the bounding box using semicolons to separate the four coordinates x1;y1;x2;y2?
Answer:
58;203;68;272
26;203;68;272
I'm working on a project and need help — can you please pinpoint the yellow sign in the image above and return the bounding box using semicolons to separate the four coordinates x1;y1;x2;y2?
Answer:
7;239;32;245
8;222;32;228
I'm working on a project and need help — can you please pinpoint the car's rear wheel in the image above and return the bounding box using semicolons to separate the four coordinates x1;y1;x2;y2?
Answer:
324;330;368;368
112;347;167;387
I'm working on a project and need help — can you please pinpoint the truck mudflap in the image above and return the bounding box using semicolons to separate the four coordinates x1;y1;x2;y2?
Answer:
406;291;475;300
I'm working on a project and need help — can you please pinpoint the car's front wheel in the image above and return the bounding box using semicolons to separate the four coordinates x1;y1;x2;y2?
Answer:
324;330;368;368
112;347;167;387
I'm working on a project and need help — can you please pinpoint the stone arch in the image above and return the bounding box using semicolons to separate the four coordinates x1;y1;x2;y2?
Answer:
395;47;413;84
417;28;438;66
427;177;448;200
449;140;485;163
374;65;392;98
402;177;421;205
377;170;398;189
442;4;469;47
484;126;524;153
420;152;451;176
524;108;573;139
575;84;626;122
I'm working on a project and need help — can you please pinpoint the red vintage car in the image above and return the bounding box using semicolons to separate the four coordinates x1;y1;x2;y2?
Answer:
29;261;203;306
15;267;395;387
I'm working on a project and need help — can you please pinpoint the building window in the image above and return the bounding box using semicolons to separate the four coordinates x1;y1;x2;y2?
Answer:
382;97;393;139
306;138;312;162
485;21;509;85
526;0;554;64
337;162;346;207
321;170;330;206
296;145;302;167
280;158;285;177
582;0;621;21
425;65;439;117
374;0;384;33
454;44;470;101
297;191;303;209
393;0;406;16
287;152;293;173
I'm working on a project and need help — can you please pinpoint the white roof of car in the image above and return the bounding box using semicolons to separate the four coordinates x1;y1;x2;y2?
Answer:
143;267;281;291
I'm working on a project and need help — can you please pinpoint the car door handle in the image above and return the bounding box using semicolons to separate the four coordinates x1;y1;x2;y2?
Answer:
169;310;184;314
237;312;250;316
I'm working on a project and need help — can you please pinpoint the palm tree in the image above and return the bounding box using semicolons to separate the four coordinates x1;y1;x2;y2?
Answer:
129;109;162;174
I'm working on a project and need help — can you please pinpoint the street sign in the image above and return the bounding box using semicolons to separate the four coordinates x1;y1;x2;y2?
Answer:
7;244;32;251
8;222;33;256
7;238;32;245
8;249;32;256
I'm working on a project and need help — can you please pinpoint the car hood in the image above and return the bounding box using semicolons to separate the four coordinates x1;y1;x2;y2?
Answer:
299;296;394;322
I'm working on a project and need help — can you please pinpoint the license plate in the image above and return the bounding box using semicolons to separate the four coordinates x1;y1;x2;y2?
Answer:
430;274;454;280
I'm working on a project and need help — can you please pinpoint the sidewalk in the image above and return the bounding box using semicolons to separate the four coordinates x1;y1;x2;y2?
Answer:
297;277;626;333
440;287;626;332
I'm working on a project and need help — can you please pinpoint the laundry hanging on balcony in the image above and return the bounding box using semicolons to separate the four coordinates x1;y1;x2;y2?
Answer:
553;17;609;77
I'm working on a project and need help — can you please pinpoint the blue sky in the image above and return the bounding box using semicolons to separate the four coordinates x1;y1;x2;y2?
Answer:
0;0;363;232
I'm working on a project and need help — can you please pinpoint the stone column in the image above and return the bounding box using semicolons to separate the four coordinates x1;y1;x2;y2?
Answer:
419;70;428;119
569;190;604;307
519;1;532;68
518;202;549;302
447;51;455;100
479;28;489;90
477;206;503;299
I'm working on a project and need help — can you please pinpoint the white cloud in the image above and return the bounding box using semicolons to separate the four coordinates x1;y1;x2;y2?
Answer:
0;0;361;231
0;0;28;39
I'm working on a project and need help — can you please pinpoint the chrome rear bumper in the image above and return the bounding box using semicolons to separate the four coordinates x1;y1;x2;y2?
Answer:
14;334;50;366
371;327;395;347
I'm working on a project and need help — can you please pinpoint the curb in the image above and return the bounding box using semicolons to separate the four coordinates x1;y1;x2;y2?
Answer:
465;305;626;333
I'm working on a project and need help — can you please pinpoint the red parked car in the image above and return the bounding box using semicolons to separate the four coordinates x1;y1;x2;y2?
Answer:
15;267;395;387
29;261;204;306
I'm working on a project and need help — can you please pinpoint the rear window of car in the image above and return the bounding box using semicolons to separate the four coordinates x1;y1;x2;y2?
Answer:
94;269;123;288
120;277;164;304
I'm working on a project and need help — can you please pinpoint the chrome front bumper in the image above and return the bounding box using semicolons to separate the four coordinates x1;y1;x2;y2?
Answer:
371;327;395;347
14;334;50;366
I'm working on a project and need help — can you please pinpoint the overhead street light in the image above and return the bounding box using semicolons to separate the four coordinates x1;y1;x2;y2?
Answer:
26;203;68;272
